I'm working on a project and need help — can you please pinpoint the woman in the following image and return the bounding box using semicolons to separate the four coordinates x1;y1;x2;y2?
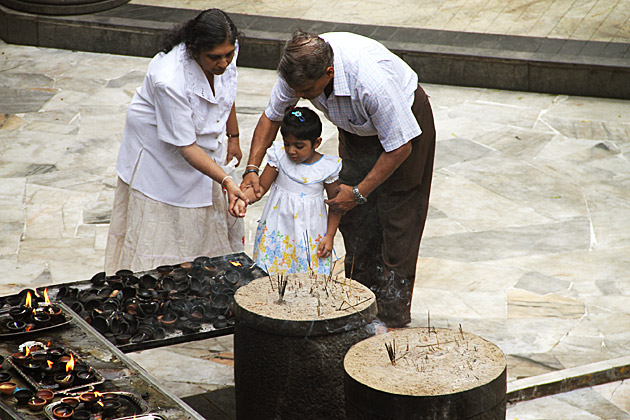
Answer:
105;9;248;273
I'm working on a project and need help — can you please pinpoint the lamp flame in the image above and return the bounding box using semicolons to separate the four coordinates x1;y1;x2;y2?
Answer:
25;292;32;308
44;288;51;304
65;354;75;372
47;360;54;369
97;401;104;407
230;261;242;267
94;391;103;398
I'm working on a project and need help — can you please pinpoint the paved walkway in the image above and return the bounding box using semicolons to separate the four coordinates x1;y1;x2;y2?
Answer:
134;0;630;43
1;1;630;418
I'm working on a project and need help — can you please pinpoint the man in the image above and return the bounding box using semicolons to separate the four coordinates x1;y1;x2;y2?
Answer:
242;31;435;328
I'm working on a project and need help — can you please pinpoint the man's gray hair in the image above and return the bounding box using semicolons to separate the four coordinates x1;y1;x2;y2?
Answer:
278;30;334;87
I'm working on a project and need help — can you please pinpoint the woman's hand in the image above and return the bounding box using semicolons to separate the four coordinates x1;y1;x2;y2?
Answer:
223;177;249;217
317;235;334;259
226;137;242;165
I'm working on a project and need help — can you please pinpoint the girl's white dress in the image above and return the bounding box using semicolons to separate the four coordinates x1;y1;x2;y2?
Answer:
253;140;342;275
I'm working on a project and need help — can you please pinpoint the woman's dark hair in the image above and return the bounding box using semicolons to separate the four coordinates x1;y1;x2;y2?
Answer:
160;9;239;57
278;30;334;87
280;107;322;144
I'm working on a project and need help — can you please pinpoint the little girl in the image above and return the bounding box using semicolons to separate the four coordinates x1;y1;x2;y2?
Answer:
236;107;341;274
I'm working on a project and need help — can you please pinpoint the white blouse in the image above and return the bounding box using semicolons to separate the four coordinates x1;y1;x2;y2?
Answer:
116;42;238;207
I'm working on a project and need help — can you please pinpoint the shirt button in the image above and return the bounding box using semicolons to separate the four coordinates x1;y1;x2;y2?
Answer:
216;120;220;123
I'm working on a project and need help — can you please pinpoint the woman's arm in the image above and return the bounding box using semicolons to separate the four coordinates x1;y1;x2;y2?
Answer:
179;142;249;216
318;180;342;258
225;102;242;165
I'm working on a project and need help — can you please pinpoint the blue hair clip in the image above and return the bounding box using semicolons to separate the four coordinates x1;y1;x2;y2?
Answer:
291;110;305;122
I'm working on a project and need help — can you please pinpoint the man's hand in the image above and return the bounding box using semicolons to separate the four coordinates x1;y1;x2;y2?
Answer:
324;184;356;214
240;171;263;199
226;138;242;166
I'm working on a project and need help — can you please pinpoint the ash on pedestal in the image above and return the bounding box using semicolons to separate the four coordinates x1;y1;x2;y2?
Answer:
232;273;378;420
344;327;507;420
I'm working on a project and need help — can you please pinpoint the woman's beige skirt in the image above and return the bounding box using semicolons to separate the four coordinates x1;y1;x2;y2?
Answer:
105;177;244;274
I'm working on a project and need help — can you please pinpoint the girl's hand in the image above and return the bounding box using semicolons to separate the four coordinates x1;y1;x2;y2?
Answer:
224;177;249;217
233;198;247;217
317;236;334;258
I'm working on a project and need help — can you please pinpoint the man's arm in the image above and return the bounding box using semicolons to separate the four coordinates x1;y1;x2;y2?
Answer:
241;112;282;198
325;142;412;213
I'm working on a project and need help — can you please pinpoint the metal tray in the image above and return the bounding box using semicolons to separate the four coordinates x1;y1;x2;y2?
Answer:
43;391;151;420
0;310;72;338
7;348;105;394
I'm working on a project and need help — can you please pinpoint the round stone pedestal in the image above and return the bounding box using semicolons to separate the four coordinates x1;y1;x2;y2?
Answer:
0;0;129;15
344;327;506;420
233;273;378;420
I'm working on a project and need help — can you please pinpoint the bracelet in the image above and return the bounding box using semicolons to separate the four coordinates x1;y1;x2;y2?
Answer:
226;133;239;138
246;164;259;170
242;168;259;179
221;175;232;188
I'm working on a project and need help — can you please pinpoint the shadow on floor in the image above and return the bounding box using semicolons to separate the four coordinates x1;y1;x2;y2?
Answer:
183;386;236;420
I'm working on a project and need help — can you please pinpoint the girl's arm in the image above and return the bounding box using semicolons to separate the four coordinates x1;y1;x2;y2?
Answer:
225;102;242;165
180;142;249;217
240;164;278;204
318;180;342;258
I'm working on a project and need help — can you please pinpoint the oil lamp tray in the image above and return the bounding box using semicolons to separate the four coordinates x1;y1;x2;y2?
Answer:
0;310;72;337
43;391;151;420
7;347;105;393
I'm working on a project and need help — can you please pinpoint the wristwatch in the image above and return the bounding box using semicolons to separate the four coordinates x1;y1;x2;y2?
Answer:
352;186;367;205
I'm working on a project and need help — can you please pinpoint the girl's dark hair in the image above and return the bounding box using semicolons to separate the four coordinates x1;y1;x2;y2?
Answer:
278;30;333;87
160;9;239;57
280;107;322;143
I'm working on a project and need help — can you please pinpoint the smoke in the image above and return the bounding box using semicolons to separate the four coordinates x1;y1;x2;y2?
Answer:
365;318;388;335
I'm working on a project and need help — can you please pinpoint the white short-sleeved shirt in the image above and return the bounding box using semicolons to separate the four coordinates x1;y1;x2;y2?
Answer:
265;32;421;152
116;42;238;207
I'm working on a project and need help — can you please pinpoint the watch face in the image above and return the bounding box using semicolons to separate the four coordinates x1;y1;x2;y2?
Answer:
353;186;367;204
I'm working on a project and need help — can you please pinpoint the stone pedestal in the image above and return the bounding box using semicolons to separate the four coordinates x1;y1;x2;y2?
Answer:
344;327;506;420
0;0;129;15
233;273;378;420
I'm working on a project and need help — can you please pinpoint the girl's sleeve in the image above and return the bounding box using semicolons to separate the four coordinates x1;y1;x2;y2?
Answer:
324;157;343;184
265;142;280;168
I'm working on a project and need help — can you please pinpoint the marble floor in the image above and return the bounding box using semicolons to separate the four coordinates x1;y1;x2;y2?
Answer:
133;0;630;43
1;40;630;419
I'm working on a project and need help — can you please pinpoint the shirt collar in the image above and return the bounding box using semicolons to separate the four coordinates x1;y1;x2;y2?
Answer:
179;43;217;104
330;43;350;97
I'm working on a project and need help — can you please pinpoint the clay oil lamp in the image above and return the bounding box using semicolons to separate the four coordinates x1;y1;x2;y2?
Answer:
60;397;80;408
6;320;26;333
106;275;124;290
54;353;75;387
139;274;158;289
116;269;134;279
158;312;177;329
91;271;106;287
23;360;42;381
102;398;121;416
11;345;31;366
8;306;30;321
213;315;228;329
71;409;91;420
42;359;61;380
91;399;106;416
14;388;34;405
79;391;99;407
76;368;96;384
115;334;131;345
47;347;65;361
31;312;51;326
0;372;11;383
53;405;74;419
0;382;16;395
35;389;55;403
40;288;64;321
156;265;173;276
27;396;47;411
